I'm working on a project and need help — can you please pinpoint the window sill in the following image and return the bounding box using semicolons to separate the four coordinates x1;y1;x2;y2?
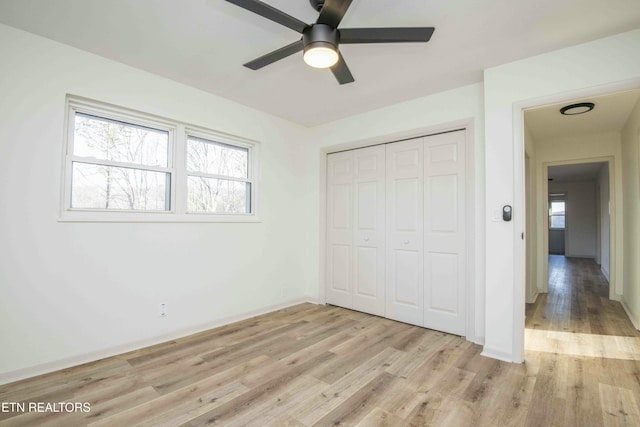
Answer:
58;211;262;223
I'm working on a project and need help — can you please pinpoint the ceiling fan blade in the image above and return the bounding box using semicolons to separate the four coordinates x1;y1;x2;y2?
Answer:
317;0;353;28
330;52;354;85
243;39;304;70
225;0;308;33
340;27;435;44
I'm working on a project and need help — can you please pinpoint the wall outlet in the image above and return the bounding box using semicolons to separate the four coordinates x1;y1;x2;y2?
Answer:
159;303;167;317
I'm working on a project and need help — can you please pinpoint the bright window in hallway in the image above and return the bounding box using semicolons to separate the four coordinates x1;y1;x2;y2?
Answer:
549;197;565;229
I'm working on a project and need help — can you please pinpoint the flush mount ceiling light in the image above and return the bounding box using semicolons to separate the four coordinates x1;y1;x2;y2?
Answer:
303;45;339;68
560;102;595;115
302;24;339;68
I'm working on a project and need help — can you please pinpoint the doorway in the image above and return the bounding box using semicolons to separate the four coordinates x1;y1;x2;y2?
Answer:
542;161;613;295
548;193;566;255
520;88;640;361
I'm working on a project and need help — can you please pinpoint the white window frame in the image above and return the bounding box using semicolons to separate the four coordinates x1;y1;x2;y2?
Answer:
548;195;566;230
60;96;260;222
182;127;256;217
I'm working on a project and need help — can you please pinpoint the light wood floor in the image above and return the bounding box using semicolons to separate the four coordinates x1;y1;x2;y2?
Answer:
1;256;639;426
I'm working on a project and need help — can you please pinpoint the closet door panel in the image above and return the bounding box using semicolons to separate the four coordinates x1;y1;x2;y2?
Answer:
423;130;466;335
386;139;424;326
326;152;354;308
352;146;385;315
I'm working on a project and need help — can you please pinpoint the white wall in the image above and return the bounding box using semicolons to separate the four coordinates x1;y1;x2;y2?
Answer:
621;97;640;329
484;28;640;362
598;164;611;280
548;181;597;258
0;24;313;383
305;83;486;344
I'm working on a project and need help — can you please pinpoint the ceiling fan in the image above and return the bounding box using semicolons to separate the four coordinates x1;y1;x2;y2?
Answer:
225;0;435;84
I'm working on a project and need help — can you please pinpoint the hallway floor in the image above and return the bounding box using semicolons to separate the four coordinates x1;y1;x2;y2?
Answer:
524;255;640;425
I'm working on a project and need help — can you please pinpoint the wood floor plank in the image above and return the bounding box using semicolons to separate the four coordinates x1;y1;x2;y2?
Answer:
599;383;640;427
311;372;397;426
183;351;335;426
87;377;248;426
80;386;159;423
294;347;404;425
355;407;405;426
403;389;443;426
1;256;638;426
563;357;604;427
222;375;326;427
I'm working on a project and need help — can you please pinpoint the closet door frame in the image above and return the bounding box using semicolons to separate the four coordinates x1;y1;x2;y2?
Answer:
319;121;477;343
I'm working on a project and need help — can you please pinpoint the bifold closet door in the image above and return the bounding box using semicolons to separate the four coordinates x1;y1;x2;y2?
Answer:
326;151;353;308
385;138;424;326
326;146;385;316
423;130;466;335
327;132;467;336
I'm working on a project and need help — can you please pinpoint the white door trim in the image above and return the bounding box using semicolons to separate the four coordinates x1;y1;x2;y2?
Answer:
512;79;639;363
541;157;617;298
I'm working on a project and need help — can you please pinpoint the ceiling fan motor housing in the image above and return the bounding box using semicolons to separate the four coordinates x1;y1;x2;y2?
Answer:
303;24;339;52
309;0;324;12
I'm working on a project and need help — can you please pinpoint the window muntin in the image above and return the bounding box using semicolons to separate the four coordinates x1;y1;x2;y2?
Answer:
186;137;248;178
74;113;169;168
62;97;258;222
71;162;170;211
187;176;250;213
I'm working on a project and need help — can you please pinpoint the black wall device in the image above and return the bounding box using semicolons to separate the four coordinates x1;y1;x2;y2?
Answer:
503;205;512;221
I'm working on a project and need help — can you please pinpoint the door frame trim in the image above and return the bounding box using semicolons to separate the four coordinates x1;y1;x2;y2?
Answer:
541;158;616;298
512;79;639;363
318;118;478;342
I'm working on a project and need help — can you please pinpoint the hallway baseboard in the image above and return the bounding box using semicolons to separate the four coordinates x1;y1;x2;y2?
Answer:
622;300;640;330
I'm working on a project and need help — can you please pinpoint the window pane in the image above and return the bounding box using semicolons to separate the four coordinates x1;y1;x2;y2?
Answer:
187;136;248;178
187;176;250;213
550;201;565;215
71;162;170;211
74;113;169;167
550;215;565;229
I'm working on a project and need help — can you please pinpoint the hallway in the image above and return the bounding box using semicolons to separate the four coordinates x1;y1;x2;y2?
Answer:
522;255;640;425
527;255;634;336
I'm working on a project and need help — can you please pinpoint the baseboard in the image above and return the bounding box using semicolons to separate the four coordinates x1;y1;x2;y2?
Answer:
564;254;597;259
0;297;319;386
480;345;516;363
601;266;610;282
622;300;640;330
472;336;485;346
525;290;539;304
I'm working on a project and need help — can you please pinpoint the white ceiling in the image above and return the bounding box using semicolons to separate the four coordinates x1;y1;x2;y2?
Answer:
525;89;640;141
1;0;639;126
548;162;606;183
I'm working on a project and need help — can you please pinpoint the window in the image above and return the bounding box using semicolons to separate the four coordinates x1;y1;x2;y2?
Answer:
62;97;258;221
549;197;565;229
186;135;252;214
69;113;173;212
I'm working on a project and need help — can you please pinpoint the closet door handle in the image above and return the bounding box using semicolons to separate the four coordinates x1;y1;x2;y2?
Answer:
404;240;410;245
364;237;370;242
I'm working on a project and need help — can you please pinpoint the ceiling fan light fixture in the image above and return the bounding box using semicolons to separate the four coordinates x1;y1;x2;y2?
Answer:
303;43;339;68
560;102;595;115
302;24;339;69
